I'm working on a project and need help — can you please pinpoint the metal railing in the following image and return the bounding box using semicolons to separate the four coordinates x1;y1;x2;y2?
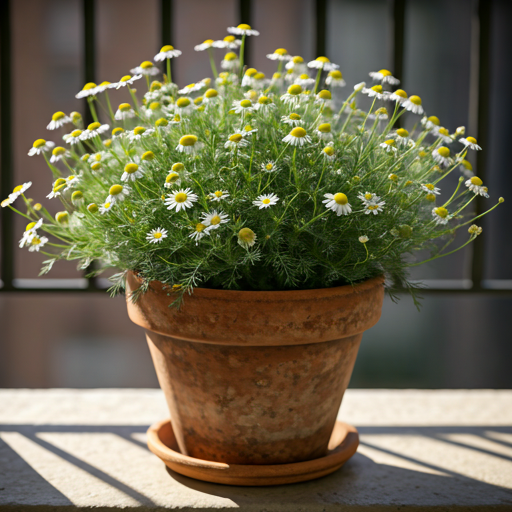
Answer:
0;0;510;294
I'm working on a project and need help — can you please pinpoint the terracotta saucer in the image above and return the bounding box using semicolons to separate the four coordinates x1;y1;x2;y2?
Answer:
147;419;359;486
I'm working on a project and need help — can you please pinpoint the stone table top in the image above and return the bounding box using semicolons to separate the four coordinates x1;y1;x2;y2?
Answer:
1;389;511;511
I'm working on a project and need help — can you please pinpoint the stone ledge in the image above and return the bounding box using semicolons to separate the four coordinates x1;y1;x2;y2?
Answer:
1;389;511;511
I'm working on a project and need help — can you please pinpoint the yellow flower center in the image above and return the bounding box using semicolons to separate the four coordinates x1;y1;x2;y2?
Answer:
33;139;46;148
245;68;258;77
265;164;274;170
470;176;483;186
288;84;303;95
424;184;435;190
205;88;218;98
244;125;253;131
385;139;396;146
389;174;398;181
153;232;162;239
224;52;237;61
262;198;271;204
274;48;287;55
195;223;206;232
52;147;66;156
289;113;301;120
316;56;330;63
317;90;331;100
254;72;265;80
438;127;449;136
394;89;407;98
31;236;41;246
378;69;392;76
120;75;132;82
72;191;83;200
26;222;37;231
290;127;307;138
176;97;191;108
461;159;472;170
329;70;343;79
166;173;179;183
133;127;146;136
467;136;477;144
367;205;379;210
240;99;252;108
109;185;123;196
175;192;188;203
160;45;174;52
210;215;221;225
371;85;383;93
434;207;448;218
426;193;436;202
333;193;348;205
179;135;197;146
53;179;66;190
293;56;304;63
202;40;214;46
140;61;154;69
437;147;450;157
224;35;235;42
299;74;309;80
214;191;223;197
55;211;69;223
155;118;168;127
99;81;110;87
396;128;409;137
124;163;139;174
52;111;65;121
150;80;162;90
88;122;101;130
71;130;82;137
318;123;331;133
172;163;185;172
71;111;82;121
112;127;124;135
237;23;252;30
258;96;271;104
428;116;440;125
409;95;422;105
141;151;154;161
82;82;96;90
323;146;334;156
91;162;101;171
149;101;161;110
238;227;255;242
229;134;243;143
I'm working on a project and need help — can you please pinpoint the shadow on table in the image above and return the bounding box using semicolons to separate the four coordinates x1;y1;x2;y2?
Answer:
1;424;512;508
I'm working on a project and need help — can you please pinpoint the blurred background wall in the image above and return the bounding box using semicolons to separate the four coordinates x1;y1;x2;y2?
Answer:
0;0;511;388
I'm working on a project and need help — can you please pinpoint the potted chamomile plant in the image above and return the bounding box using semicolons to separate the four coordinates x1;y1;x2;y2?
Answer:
3;23;502;485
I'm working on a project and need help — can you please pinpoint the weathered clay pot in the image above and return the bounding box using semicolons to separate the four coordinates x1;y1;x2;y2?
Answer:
126;272;384;465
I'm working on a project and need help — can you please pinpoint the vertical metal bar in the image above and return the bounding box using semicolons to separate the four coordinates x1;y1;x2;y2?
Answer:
0;0;14;290
160;0;173;79
392;0;405;82
239;0;252;67
471;0;492;290
315;0;327;57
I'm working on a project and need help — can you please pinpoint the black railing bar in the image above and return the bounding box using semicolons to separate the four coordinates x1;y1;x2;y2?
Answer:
160;0;173;79
239;0;252;67
0;0;14;291
391;0;405;128
470;0;492;291
315;0;327;58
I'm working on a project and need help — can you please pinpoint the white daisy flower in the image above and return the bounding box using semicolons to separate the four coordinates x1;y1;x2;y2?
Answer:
432;206;450;225
281;113;304;126
112;127;126;139
241;68;258;87
359;235;369;243
294;74;315;88
189;222;208;243
80;122;109;141
358;192;382;206
115;103;136;120
203;88;220;104
154;45;182;61
209;190;230;201
121;162;145;182
232;98;255;114
353;81;366;92
380;139;398;153
369;69;400;85
238;227;257;248
221;52;239;70
254;95;275;113
212;35;242;49
28;139;55;156
316;123;333;141
460;136;482;151
99;201;113;214
106;184;130;205
364;201;386;215
64;174;80;190
75;82;97;99
253;193;279;209
227;23;259;36
19;219;44;248
362;84;385;99
127;126;155;142
323;192;352;216
283;127;312;147
242;125;258;137
322;146;335;161
202;210;229;232
280;84;304;106
131;60;159;76
394;128;410;147
47;111;72;130
146;227;168;243
165;188;198;212
402;95;424;115
49;146;70;163
63;130;84;145
176;135;200;154
432;146;451;167
4;182;32;206
465;176;488;197
194;39;215;51
266;48;291;61
285;56;308;74
307;56;339;72
164;171;181;188
421;115;441;131
27;235;48;252
421;183;441;195
94;81;112;94
458;158;474;177
261;161;279;173
225;133;249;150
178;83;203;94
386;89;408;104
216;71;238;87
435;127;453;144
251;72;269;90
108;74;143;90
325;70;346;87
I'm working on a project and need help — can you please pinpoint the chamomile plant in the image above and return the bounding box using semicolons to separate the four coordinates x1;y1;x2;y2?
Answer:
4;23;503;306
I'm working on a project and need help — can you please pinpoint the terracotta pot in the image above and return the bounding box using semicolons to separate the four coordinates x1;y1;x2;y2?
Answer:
126;272;384;465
